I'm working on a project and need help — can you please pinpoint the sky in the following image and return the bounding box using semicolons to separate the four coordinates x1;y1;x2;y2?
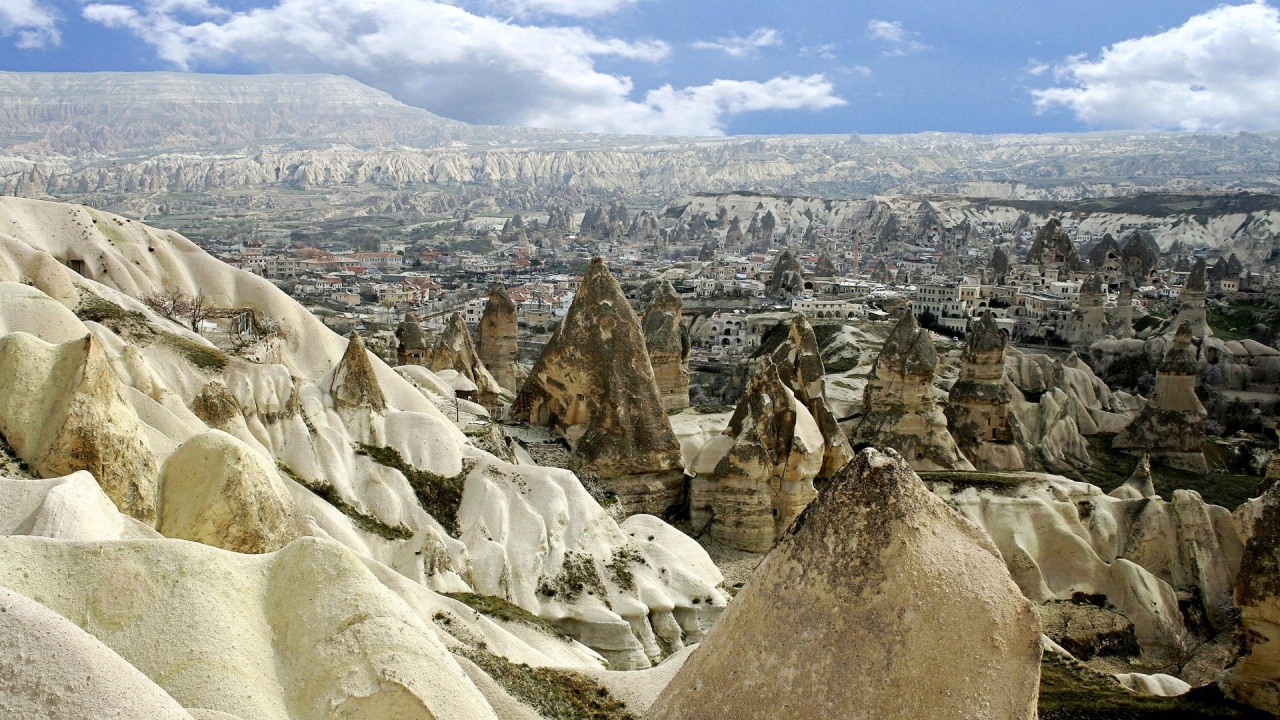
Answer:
3;0;1280;136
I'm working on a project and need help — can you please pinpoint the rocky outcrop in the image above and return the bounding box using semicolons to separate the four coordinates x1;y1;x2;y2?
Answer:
765;250;804;297
1027;218;1082;272
158;430;304;553
1121;231;1160;281
1222;481;1280;714
1068;274;1107;346
946;312;1032;471
1174;259;1211;338
814;254;837;277
330;332;387;411
1108;454;1157;499
689;315;854;551
641;280;690;411
429;313;506;410
849;313;973;470
1113;324;1208;473
395;313;429;366
1112;280;1135;339
0;332;159;523
476;285;518;394
513;258;685;516
650;449;1042;720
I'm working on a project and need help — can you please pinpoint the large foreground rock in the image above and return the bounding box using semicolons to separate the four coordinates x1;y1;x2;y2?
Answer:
1221;482;1280;714
0;586;197;720
648;448;1041;720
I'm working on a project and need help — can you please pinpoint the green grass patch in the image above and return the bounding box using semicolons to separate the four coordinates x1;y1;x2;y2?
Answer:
357;443;468;536
454;646;636;720
74;292;151;339
1038;653;1266;719
1078;436;1260;509
156;331;229;372
277;463;414;541
692;404;734;414
443;592;567;638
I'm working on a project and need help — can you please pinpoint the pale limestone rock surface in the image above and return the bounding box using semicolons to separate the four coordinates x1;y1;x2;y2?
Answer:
1108;454;1158;500
649;448;1042;720
0;332;159;523
0;585;197;720
642;280;691;411
0;471;159;540
158;430;304;553
1221;481;1280;714
1114;672;1191;697
513;258;684;516
849;313;974;471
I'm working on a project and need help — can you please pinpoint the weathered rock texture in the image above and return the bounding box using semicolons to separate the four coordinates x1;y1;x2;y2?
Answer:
641;280;691;411
688;315;855;550
649;448;1042;720
476;285;518;394
1108;454;1157;500
946;312;1032;471
1221;481;1280;714
1026;218;1082;272
1068;274;1107;346
849;313;974;470
1112;280;1135;339
330;332;387;411
429;313;506;410
158;430;304;553
0;585;198;720
513;258;685;515
395;313;429;366
1113;324;1208;473
0;332;159;523
766;250;804;297
1174;258;1211;338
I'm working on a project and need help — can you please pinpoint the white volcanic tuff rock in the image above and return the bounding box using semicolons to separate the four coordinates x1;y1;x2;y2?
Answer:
0;332;159;523
930;473;1243;648
0;280;88;344
157;430;305;554
0;472;160;541
0;198;727;671
0;196;347;379
649;449;1042;720
0;586;198;720
0;536;502;720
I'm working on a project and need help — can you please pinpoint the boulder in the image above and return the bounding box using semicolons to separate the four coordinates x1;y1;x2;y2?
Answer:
158;430;304;554
513;258;684;516
0;332;159;523
648;449;1042;720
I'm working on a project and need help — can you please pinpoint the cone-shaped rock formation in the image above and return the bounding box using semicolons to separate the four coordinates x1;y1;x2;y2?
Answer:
649;448;1042;720
1113;323;1207;473
476;285;518;394
642;280;691;411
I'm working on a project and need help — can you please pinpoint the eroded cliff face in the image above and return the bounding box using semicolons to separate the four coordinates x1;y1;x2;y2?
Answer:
1221;479;1280;715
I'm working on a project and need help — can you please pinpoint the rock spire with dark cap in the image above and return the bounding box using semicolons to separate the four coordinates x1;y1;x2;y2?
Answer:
641;279;690;411
513;258;684;515
476;284;518;393
1113;323;1207;473
849;313;973;471
945;312;1031;471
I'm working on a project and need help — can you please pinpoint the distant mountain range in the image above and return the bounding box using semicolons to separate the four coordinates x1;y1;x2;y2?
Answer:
2;71;1279;202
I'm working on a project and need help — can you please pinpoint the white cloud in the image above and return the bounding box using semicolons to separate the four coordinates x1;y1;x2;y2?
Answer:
498;0;639;18
1032;1;1280;132
82;0;845;135
692;27;782;58
0;0;60;48
866;19;926;56
800;43;838;61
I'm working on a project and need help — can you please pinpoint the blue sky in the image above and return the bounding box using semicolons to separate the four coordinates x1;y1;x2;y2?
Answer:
3;0;1280;135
